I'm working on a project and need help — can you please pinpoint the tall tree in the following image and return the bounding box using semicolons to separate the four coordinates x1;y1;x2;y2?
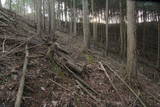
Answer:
9;0;11;10
127;0;137;80
0;0;2;8
37;0;42;35
42;0;46;31
64;0;68;32
105;0;109;56
82;0;90;49
142;10;147;53
91;0;97;47
157;17;160;68
120;0;124;57
73;0;77;36
48;0;56;40
69;1;73;35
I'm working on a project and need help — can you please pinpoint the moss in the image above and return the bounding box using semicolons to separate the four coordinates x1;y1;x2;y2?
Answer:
50;60;65;78
85;54;95;64
53;63;61;73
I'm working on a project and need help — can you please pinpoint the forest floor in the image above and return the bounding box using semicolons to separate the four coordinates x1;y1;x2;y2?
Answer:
0;8;160;107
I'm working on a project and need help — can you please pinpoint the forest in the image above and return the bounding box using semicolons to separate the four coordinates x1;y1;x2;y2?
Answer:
0;0;160;107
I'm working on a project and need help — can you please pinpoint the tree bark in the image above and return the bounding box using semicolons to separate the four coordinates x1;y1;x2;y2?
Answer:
91;0;97;48
120;0;124;57
64;0;68;32
57;2;61;30
127;0;137;80
105;0;109;56
37;0;42;35
42;0;45;31
73;0;77;36
0;0;2;8
82;0;90;49
157;20;160;68
142;10;147;54
69;1;73;35
48;0;56;40
10;0;12;10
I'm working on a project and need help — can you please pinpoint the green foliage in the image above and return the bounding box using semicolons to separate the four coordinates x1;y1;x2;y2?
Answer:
57;71;65;78
85;54;95;64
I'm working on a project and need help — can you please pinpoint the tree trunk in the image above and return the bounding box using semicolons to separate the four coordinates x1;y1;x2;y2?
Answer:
105;0;109;56
48;0;56;40
9;0;12;10
120;0;124;57
57;2;61;30
0;0;2;8
82;0;90;49
73;0;77;36
69;1;73;35
142;10;147;55
64;0;68;32
36;0;42;35
23;0;26;16
157;19;160;68
33;0;37;23
48;0;51;33
127;0;137;80
91;0;97;47
42;0;45;31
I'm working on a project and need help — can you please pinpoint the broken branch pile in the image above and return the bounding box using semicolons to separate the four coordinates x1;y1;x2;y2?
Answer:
48;42;99;99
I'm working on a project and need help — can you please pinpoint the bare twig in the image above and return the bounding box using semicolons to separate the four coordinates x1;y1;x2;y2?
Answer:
104;62;147;107
99;62;125;106
49;79;71;92
49;79;98;105
2;35;6;53
76;80;99;102
144;90;160;104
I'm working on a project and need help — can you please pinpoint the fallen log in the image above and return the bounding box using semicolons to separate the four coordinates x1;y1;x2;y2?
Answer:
15;44;29;107
48;42;82;75
49;42;69;55
66;60;83;75
53;55;98;95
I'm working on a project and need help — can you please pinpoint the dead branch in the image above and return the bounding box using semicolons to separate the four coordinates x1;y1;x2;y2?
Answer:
76;80;99;102
2;35;6;53
15;44;29;107
52;54;98;96
49;79;98;105
66;60;83;74
49;79;71;92
0;9;15;22
104;62;147;107
48;42;83;74
47;42;98;96
99;62;125;106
